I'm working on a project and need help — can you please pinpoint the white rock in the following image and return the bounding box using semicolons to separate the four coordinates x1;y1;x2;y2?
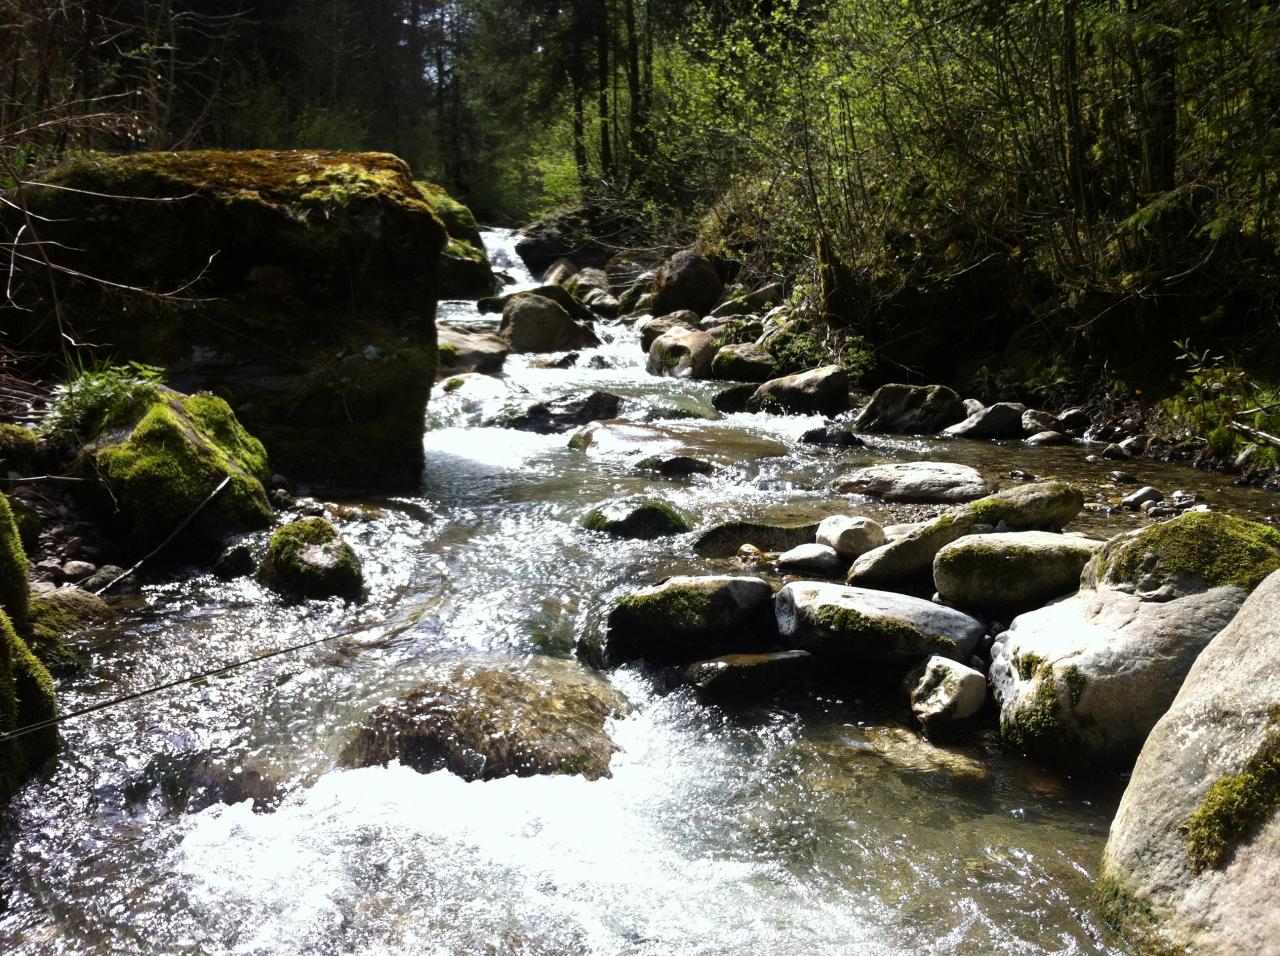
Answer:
816;515;886;559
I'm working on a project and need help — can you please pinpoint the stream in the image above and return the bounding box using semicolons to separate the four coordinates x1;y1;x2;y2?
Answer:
3;229;1278;955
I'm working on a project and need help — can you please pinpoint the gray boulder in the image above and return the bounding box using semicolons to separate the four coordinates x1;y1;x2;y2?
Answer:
694;521;822;558
746;365;849;416
652;249;723;317
1098;569;1280;956
775;581;986;664
831;461;993;504
1024;430;1070;447
989;585;1246;769
647;327;716;379
853;384;967;434
941;402;1026;439
847;481;1085;591
639;311;699;351
710;343;776;382
933;531;1103;616
437;324;510;376
481;284;594;323
1055;407;1091;434
816;515;885;560
1021;409;1055;434
597;575;776;667
904;656;988;738
499;294;600;353
777;543;846;575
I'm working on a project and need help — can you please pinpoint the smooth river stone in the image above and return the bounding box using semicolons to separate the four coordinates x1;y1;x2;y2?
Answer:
832;461;994;503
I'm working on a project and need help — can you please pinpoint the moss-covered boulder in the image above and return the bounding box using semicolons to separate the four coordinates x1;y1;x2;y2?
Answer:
582;500;693;540
416;182;496;300
594;575;776;667
989;513;1280;770
80;387;272;557
341;656;630;781
1082;511;1280;598
0;424;39;472
26;587;114;675
14;150;448;489
258;517;363;602
0;494;58;803
933;531;1103;616
1099;569;1280;955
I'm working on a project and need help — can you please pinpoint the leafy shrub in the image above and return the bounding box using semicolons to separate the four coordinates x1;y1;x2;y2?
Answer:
44;361;165;441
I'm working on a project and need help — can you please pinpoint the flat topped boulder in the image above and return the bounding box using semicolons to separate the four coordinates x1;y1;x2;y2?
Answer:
776;581;986;664
341;656;630;782
832;461;994;503
746;365;849;416
569;420;789;466
933;531;1103;616
436;324;509;377
17;150;451;489
853;384;966;434
693;520;822;558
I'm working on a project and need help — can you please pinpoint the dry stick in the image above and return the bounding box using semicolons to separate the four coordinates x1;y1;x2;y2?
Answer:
93;474;231;596
1228;421;1280;449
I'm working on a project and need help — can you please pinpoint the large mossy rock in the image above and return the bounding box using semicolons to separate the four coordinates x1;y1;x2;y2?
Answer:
989;512;1280;770
416;182;496;299
933;531;1102;616
26;587;114;675
847;481;1084;591
342;656;630;781
0;424;39;472
594;575;776;667
1098;569;1280;955
0;494;58;803
16;150;447;490
80;388;272;557
258;517;364;602
582;500;692;539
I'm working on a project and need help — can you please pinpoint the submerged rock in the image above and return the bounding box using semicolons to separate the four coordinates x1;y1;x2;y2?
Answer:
1099;569;1280;956
776;581;986;665
582;500;693;540
596;575;776;667
832;461;993;504
746;365;849;416
853;384;966;434
258;517;364;602
932;531;1102;616
693;521;822;558
682;650;817;702
342;656;629;781
710;383;758;413
800;421;865;447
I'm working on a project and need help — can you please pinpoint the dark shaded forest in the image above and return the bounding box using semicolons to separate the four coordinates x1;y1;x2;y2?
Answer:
3;0;1280;462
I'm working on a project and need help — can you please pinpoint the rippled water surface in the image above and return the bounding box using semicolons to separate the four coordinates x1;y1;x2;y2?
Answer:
4;229;1278;955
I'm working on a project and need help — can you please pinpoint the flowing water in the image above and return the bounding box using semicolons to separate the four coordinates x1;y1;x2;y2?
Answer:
3;229;1278;955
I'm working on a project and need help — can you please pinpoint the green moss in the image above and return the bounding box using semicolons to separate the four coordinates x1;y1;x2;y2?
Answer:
581;501;693;539
1062;665;1087;706
0;493;30;626
26;588;112;675
1181;709;1280;873
415;181;483;248
1092;511;1280;593
1094;874;1181;956
0;424;39;470
258;517;364;602
90;390;272;555
567;433;586;450
0;606;59;802
811;605;955;659
1015;652;1047;682
438;343;461;365
1001;670;1073;755
616;586;715;631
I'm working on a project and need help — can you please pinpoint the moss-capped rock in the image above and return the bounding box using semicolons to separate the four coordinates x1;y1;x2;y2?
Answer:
415;183;495;299
26;587;114;675
0;495;58;803
13;150;448;489
1082;511;1280;597
259;517;363;602
414;181;483;249
82;388;272;557
581;500;693;539
0;424;39;471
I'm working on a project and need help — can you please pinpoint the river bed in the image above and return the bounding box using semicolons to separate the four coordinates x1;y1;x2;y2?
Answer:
2;229;1277;955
